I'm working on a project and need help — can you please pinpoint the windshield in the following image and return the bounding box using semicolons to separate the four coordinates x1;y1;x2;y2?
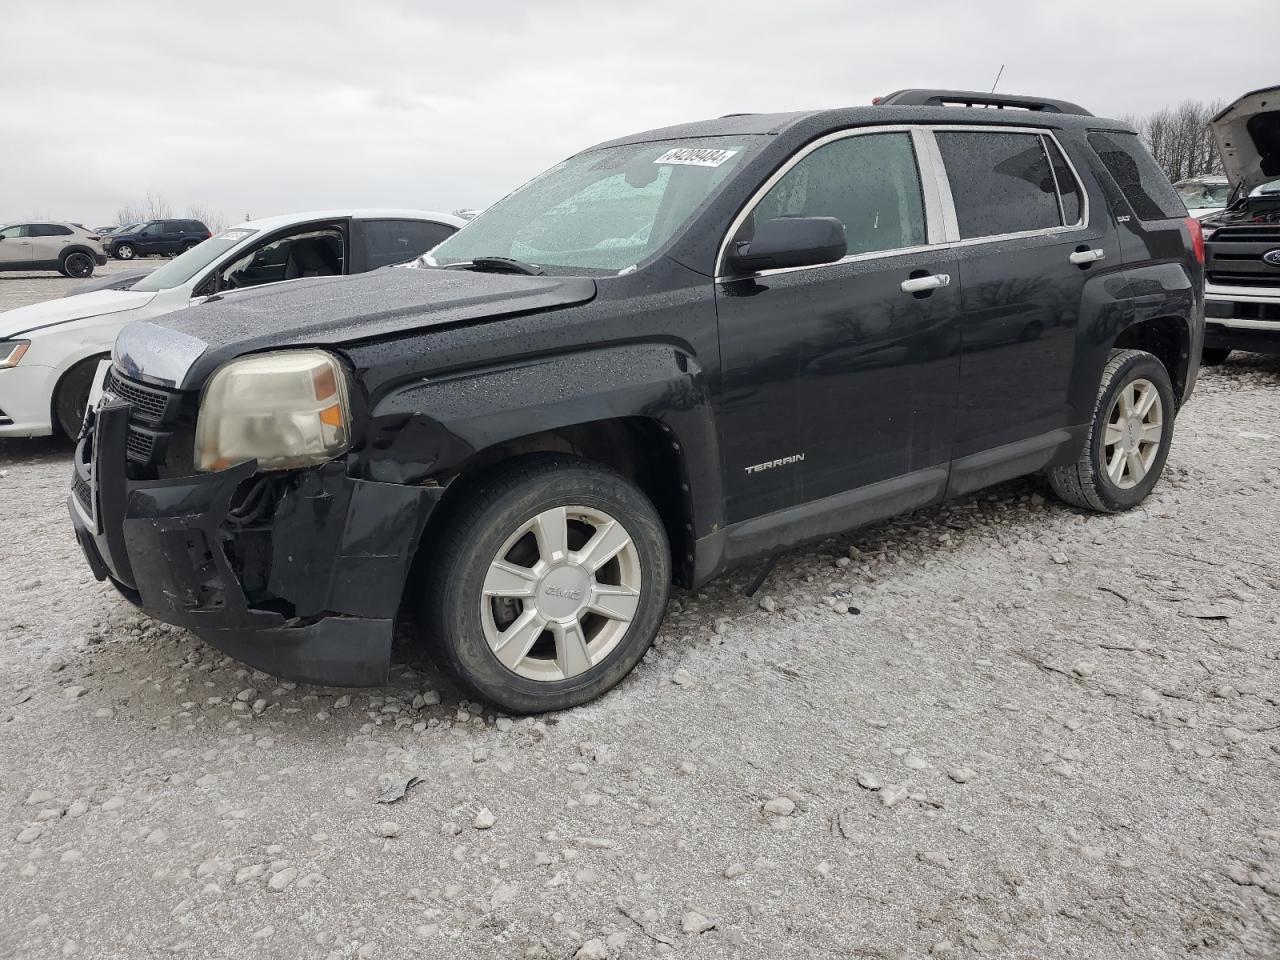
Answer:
1176;180;1232;209
426;137;763;274
130;228;257;292
1252;179;1280;196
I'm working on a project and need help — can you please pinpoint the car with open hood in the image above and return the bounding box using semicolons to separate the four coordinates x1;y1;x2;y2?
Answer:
0;209;462;438
1198;85;1280;363
69;89;1203;713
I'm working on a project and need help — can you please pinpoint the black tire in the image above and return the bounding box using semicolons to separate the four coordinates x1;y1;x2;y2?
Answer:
54;356;105;440
1047;349;1175;513
59;251;95;279
417;454;671;714
181;241;199;253
114;243;136;260
1200;347;1232;366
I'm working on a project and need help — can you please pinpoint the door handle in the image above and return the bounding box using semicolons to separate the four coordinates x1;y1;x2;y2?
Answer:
1069;248;1105;265
900;273;951;294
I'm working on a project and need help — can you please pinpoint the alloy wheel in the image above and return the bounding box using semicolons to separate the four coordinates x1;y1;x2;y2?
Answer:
117;244;135;260
480;505;642;682
1103;377;1163;489
65;253;92;278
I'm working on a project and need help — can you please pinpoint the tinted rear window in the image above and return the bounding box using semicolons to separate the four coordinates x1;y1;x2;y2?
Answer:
29;224;73;237
1087;132;1186;221
936;132;1062;239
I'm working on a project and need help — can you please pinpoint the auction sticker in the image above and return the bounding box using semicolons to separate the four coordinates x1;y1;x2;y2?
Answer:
654;147;738;167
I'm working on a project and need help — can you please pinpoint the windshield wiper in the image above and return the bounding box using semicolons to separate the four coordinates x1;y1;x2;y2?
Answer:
462;256;545;276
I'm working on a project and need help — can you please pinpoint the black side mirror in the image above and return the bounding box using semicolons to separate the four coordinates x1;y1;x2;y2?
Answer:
728;216;847;274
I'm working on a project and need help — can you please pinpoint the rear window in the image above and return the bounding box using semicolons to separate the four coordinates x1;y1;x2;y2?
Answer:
1087;131;1186;221
29;224;73;237
936;131;1064;239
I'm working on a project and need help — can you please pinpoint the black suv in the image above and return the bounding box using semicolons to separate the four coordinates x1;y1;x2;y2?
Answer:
70;89;1204;713
105;219;210;260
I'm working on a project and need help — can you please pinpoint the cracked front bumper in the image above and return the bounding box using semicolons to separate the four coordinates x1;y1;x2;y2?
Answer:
69;402;440;686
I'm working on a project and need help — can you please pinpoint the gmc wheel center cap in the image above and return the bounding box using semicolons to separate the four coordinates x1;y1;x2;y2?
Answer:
537;566;590;619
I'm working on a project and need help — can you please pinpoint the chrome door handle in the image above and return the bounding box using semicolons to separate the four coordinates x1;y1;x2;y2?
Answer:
900;273;951;294
1069;248;1105;264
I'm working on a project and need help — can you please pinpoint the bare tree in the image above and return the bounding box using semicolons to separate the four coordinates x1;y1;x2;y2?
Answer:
186;205;227;234
1122;100;1225;182
114;191;174;226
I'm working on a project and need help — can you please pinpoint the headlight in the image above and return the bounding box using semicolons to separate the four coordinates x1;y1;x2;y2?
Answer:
0;340;30;368
194;350;351;472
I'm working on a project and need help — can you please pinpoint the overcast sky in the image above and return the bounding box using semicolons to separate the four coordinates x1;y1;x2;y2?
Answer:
1;0;1274;227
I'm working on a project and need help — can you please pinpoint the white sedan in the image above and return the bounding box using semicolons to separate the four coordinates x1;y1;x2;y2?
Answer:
0;209;463;438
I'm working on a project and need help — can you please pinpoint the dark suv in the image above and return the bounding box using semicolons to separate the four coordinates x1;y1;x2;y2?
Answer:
105;219;210;260
70;89;1204;713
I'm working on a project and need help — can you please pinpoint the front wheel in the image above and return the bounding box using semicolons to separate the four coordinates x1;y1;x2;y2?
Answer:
54;356;104;439
417;455;671;714
114;243;136;260
1047;349;1175;513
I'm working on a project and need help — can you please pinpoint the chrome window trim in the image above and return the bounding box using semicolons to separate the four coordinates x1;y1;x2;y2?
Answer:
715;123;1091;282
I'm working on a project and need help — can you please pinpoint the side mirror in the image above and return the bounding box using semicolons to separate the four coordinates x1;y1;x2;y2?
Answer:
728;216;847;274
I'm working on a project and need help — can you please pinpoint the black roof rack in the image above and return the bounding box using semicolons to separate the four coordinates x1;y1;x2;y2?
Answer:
875;89;1093;117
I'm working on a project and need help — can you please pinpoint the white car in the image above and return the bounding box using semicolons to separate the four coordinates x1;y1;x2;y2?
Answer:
1174;175;1233;220
0;209;463;438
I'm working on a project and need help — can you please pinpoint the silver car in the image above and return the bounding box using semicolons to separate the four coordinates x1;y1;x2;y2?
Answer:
0;221;107;278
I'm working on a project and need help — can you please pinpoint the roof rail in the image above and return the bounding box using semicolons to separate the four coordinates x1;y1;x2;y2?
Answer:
875;89;1093;117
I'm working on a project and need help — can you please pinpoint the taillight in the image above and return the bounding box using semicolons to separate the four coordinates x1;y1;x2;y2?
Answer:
1184;216;1205;265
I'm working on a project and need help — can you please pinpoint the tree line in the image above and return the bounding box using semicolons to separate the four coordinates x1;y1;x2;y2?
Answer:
115;192;228;233
1121;99;1225;183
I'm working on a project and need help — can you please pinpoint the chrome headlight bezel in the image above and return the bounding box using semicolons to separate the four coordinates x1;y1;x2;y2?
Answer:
194;349;352;472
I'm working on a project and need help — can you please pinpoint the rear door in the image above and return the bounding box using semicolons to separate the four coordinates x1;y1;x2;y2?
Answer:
0;224;34;266
931;127;1122;486
28;223;74;263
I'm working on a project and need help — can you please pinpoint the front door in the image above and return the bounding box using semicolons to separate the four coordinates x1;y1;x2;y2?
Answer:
715;129;961;524
0;224;33;266
932;129;1122;468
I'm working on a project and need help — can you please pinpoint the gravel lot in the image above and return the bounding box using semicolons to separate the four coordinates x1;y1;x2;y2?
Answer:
1;269;1277;959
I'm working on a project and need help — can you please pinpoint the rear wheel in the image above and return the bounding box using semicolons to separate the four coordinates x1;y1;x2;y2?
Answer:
417;455;670;713
1200;346;1232;366
114;243;136;260
181;240;199;253
54;356;104;440
1047;349;1175;513
59;251;94;278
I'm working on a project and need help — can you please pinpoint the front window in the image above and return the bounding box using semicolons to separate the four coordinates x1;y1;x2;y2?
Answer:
1252;178;1280;197
1177;180;1232;209
131;228;257;292
426;137;763;274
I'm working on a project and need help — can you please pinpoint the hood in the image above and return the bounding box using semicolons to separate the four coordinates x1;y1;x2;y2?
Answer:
1211;85;1280;193
66;269;153;297
114;266;596;388
0;287;157;339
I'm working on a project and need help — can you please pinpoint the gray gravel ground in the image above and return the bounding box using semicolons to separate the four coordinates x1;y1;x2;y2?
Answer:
1;269;1277;959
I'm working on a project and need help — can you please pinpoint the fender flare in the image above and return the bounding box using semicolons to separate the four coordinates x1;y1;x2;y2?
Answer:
356;342;725;540
59;244;100;265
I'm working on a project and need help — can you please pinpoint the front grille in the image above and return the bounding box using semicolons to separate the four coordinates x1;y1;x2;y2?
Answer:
1207;271;1280;288
1211;227;1280;244
100;366;189;473
126;430;156;462
104;368;170;423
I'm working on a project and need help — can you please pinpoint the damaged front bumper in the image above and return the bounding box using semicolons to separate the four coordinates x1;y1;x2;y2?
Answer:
69;402;440;686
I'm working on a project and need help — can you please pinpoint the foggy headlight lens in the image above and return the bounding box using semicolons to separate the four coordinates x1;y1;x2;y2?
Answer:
195;350;351;472
0;340;30;368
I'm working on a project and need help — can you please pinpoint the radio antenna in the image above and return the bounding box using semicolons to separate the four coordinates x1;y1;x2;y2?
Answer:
990;64;1005;93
